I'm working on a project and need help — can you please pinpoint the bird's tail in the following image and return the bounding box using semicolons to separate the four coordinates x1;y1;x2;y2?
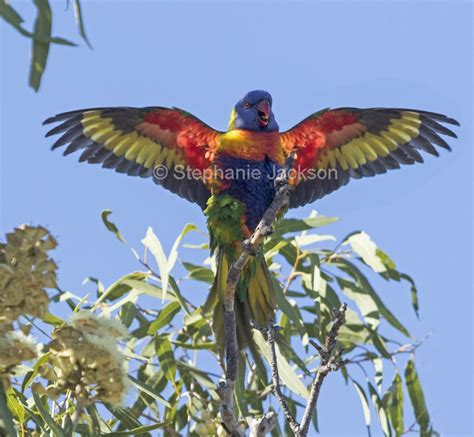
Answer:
203;250;276;356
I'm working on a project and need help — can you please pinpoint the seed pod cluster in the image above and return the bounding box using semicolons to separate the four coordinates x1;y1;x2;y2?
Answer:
71;310;129;339
0;331;37;382
40;311;129;405
0;225;56;326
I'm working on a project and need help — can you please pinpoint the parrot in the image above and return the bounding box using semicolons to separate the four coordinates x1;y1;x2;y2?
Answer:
44;90;459;354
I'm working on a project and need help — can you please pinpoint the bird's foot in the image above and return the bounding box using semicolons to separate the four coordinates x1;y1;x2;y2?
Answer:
275;171;289;189
259;224;273;237
242;239;258;256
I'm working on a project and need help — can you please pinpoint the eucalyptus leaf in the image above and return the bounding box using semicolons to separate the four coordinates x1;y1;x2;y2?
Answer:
274;213;338;235
72;0;92;48
253;330;309;399
104;423;165;436
405;358;430;434
352;380;371;432
142;227;169;300
154;335;177;385
30;0;52;91
345;232;386;273
32;392;65;437
147;301;181;334
128;375;170;408
335;259;410;338
368;382;392;437
388;373;404;437
101;209;126;243
0;382;17;437
167;223;197;272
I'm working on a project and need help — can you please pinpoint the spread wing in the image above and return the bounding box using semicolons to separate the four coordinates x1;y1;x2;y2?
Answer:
44;107;222;209
280;108;460;208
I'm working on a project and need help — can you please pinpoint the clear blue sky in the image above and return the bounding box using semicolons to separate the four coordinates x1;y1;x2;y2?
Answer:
1;1;472;435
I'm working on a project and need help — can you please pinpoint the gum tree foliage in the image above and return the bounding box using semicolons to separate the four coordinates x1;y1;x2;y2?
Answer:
0;0;90;91
0;211;437;436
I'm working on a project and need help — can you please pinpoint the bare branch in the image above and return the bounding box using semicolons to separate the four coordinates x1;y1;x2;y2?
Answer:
266;303;347;437
299;303;347;436
267;325;301;434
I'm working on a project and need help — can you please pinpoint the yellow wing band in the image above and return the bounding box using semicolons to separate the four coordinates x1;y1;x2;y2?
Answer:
318;112;421;170
81;112;185;169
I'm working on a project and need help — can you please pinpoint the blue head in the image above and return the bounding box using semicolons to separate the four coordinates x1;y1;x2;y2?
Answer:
228;90;279;132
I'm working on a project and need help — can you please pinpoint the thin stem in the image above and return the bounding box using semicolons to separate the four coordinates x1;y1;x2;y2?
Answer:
267;325;301;434
299;303;347;436
267;303;347;437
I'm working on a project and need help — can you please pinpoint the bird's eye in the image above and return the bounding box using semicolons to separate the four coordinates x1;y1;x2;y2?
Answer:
243;102;251;109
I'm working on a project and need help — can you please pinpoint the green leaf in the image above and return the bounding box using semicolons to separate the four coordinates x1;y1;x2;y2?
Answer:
335;259;410;338
388;373;404;437
373;357;383;393
122;279;174;301
147;301;181;334
42;311;65;326
85;404;104;435
176;362;215;390
167;223;197;272
273;213;338;235
0;0;23;29
22;405;47;433
0;0;76;46
128;375;170;407
120;301;138;327
104;404;143;430
0;382;17;437
142;227;169;300
294;233;336;247
337;276;380;329
352;380;371;431
72;0;92;48
101;209;126;243
400;273;420;318
345;232;386;273
168;275;191;315
94;272;148;306
182;262;214;284
253;330;309;399
376;248;396;270
6;387;25;424
29;0;52;91
368;382;391;437
171;340;216;350
276;333;309;374
234;351;249;418
370;330;392;359
155;335;177;385
21;352;52;393
32;392;65;437
104;423;166;436
272;276;306;334
102;290;140;315
405;358;430;433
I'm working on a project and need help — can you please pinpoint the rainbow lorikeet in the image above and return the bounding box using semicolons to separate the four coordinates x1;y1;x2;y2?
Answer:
44;90;459;351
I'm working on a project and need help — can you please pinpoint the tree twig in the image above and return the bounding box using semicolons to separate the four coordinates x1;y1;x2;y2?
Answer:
218;153;296;436
299;303;347;436
267;326;301;434
346;334;428;366
267;303;347;437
